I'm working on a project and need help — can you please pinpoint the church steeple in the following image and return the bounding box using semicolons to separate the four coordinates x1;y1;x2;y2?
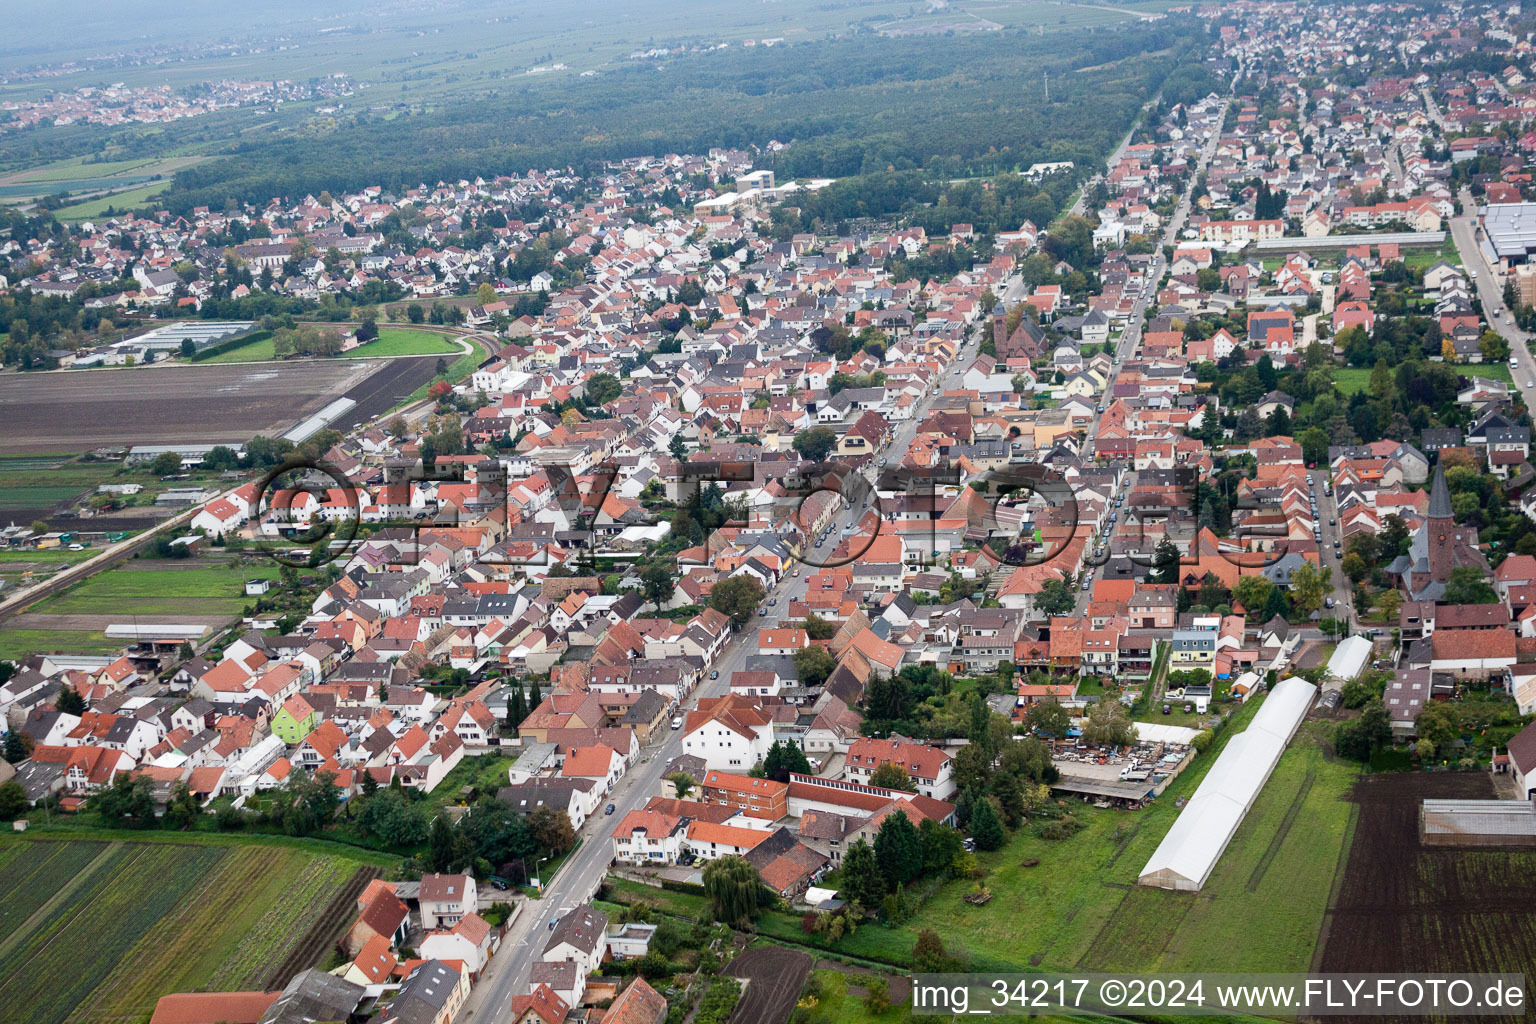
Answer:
1427;462;1453;522
1426;461;1456;584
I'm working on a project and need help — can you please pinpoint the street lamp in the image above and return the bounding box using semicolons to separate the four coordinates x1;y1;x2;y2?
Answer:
532;852;553;895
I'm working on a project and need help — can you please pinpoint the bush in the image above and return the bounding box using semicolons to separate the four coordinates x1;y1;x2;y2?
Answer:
1031;815;1084;840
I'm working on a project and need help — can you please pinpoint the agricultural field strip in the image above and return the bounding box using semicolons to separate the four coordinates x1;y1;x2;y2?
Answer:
0;837;370;1024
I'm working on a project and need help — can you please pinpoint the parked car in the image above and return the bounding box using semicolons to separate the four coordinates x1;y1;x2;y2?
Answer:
1324;597;1335;609
605;803;616;815
768;598;776;606
671;716;683;729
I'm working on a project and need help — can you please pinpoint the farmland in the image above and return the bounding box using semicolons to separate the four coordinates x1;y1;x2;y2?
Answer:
0;360;376;455
606;703;1358;977
0;836;380;1024
1316;771;1536;1012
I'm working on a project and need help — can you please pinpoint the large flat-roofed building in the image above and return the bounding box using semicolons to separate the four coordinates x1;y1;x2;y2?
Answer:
1481;203;1536;268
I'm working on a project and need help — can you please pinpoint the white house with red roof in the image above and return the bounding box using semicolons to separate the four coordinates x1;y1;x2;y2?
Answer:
843;735;956;799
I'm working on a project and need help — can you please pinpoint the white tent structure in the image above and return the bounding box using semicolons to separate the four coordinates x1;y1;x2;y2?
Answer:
1137;677;1318;892
1324;635;1372;685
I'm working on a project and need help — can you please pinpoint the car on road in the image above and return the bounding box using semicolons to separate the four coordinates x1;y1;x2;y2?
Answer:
671;716;683;729
605;803;616;815
1324;597;1335;609
758;608;768;616
768;598;776;606
792;569;800;577
710;670;719;679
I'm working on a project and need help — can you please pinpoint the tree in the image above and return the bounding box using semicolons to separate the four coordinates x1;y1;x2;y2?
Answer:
361;789;429;847
792;427;838;462
1151;536;1182;584
1081;698;1135;748
793;645;835;687
709;575;765;629
1340;552;1367;584
640;564;676;606
1233;575;1273;615
94;774;157;828
149;451;183;477
407;302;425;324
702;855;765;926
1287;560;1330;617
863;978;891;1014
0;781;29;821
1035;578;1075;617
476;281;497;305
1376;589;1402;622
1414;701;1461;756
1444;565;1498;605
428;813;458;871
874;810;923;885
912;929;961;972
762;740;811;782
864;673;911;722
203;445;240;471
669;434;688;459
1297;426;1331;467
586;372;622;406
918;817;962;874
968;796;1006;851
869;761;918;791
842;837;886;906
528;806;576;853
801;614;838;640
667;772;696;800
952;742;992;794
3;730;30;764
56;684;85;715
1024;698;1071;738
1335;699;1392;761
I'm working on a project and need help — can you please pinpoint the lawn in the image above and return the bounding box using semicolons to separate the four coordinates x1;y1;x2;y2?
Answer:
196;326;458;364
349;327;460;358
0;835;377;1024
32;560;282;618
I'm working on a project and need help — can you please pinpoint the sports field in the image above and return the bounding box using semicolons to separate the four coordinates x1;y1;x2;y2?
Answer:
0;836;382;1024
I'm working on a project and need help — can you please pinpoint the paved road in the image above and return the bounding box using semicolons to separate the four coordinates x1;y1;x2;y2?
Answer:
459;330;967;1022
1448;186;1536;411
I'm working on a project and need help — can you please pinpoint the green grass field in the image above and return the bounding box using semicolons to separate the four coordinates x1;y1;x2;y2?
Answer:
196;326;458;364
609;699;1357;977
353;328;461;358
0;836;375;1024
32;561;280;618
